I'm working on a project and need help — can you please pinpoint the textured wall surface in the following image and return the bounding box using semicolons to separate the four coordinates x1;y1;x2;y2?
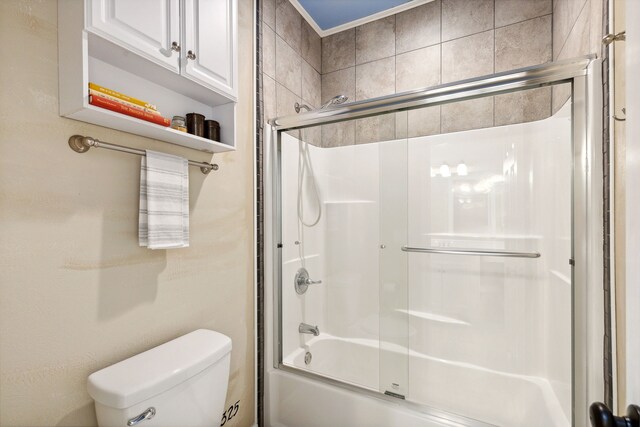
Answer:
262;0;605;146
262;0;322;144
0;1;255;426
552;0;604;111
319;0;556;146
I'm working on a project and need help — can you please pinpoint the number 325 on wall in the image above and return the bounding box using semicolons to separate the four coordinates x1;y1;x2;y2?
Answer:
220;400;240;426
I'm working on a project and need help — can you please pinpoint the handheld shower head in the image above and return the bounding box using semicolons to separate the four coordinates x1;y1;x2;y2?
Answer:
320;94;349;109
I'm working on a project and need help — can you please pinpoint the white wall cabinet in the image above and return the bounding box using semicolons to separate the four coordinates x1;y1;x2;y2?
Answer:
183;0;237;97
86;0;237;100
86;0;181;73
59;0;238;153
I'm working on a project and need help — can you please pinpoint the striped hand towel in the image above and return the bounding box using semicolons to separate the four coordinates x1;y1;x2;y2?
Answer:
138;150;189;249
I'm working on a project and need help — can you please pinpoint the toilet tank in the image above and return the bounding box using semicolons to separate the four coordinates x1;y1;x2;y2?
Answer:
88;329;232;427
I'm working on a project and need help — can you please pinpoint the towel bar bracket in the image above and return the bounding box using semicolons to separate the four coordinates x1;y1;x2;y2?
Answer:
68;135;219;175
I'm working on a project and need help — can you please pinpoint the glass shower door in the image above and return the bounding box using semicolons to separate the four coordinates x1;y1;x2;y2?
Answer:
403;86;573;426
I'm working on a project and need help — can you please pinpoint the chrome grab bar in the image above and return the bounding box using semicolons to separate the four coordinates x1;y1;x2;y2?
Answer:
401;246;541;259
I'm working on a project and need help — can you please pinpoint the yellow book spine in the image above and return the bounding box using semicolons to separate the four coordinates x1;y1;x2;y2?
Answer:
88;83;157;111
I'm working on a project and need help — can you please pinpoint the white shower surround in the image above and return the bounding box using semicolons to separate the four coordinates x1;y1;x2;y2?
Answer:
266;102;575;427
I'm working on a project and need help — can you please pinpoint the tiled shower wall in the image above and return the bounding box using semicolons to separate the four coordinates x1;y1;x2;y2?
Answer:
261;0;603;147
262;0;322;144
320;0;556;146
552;0;604;112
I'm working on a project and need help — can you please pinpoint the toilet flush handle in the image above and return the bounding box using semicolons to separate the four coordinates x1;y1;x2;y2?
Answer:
127;407;156;426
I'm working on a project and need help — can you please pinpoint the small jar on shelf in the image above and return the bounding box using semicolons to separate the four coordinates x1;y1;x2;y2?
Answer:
171;116;187;132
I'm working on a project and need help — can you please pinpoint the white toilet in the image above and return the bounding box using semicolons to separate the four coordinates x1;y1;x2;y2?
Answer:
87;329;232;427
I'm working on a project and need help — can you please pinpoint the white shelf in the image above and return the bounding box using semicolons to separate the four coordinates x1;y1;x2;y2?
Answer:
68;104;235;153
58;0;237;153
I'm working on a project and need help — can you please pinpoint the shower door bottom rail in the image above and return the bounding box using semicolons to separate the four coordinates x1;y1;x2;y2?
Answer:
401;246;541;258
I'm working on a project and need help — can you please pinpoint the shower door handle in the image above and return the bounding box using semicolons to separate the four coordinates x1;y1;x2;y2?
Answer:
589;402;640;427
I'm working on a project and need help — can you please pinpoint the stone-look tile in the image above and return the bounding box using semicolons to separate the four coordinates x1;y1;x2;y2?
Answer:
397;107;442;138
588;0;603;57
495;87;552;126
322;122;355;147
356;57;395;101
556;0;590;60
322;67;356;105
396;111;408;138
263;0;275;30
441;30;494;83
275;35;301;96
356;115;396;144
408;106;441;137
552;0;588;59
495;0;552;27
276;82;300;117
322;29;355;74
442;0;494;42
262;24;276;79
263;75;277;121
301;61;321;107
276;0;302;54
301;20;322;72
396;45;440;92
300;125;322;147
396;0;441;54
355;16;395;65
495;15;552;73
441;97;494;133
552;82;572;114
276;82;302;139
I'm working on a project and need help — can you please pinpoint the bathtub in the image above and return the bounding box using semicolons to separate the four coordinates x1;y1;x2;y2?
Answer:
268;334;570;427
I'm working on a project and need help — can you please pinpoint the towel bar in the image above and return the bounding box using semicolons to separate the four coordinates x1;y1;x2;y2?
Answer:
68;135;219;174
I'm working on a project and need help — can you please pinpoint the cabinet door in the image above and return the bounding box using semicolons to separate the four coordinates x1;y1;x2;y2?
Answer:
182;0;237;99
87;0;180;72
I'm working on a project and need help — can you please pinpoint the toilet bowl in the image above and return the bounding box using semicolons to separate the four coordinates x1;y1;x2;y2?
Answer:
87;329;232;427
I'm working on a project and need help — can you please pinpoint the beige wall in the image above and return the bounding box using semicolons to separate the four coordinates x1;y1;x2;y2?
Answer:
0;1;255;426
613;0;626;413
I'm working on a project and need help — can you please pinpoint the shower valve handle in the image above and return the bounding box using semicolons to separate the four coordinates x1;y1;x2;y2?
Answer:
294;268;321;294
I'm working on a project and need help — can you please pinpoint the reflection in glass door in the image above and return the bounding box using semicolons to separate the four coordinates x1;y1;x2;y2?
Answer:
404;88;573;426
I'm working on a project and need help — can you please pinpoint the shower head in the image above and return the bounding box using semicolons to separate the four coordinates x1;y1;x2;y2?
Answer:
294;102;312;113
320;94;348;109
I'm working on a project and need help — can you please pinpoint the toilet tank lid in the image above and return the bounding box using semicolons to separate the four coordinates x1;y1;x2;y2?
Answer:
87;329;232;409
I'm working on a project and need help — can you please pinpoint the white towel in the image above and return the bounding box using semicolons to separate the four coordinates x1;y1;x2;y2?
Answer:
138;150;189;249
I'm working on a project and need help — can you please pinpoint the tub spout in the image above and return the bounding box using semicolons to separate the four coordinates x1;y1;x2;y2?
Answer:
299;323;319;336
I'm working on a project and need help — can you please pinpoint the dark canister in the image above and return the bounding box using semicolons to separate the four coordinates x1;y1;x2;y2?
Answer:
186;113;205;137
204;120;220;141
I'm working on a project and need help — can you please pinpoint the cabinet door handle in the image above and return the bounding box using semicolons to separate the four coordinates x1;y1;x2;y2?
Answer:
187;50;197;60
159;42;180;57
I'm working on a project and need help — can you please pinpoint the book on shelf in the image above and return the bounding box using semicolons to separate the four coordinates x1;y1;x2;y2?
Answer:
89;82;158;111
89;93;170;127
88;89;162;116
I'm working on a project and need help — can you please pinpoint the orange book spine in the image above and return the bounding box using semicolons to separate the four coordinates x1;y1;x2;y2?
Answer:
89;94;170;127
89;89;162;116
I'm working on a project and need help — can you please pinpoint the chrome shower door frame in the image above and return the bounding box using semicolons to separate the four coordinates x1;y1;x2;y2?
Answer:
270;56;605;427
